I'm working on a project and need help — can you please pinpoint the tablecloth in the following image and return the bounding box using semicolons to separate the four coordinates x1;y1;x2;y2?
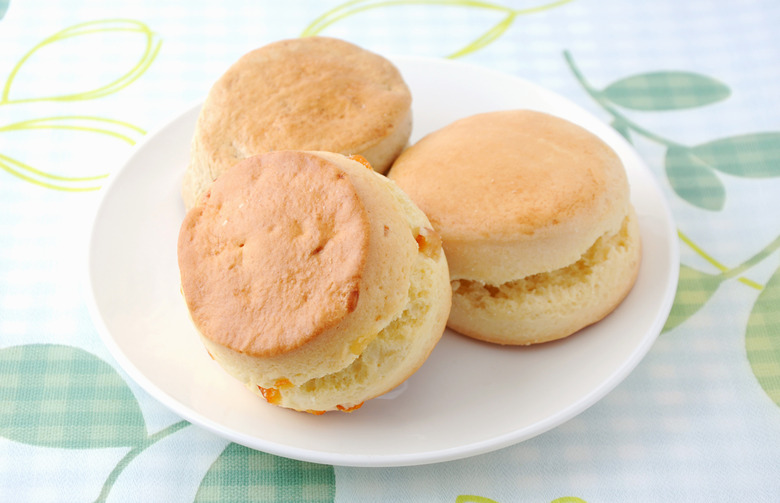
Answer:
1;0;779;501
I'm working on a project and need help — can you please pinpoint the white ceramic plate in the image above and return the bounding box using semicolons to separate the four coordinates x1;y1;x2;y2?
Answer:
86;56;679;467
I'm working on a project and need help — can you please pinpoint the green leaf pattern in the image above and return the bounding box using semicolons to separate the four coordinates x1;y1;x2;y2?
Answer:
1;3;779;501
1;19;161;105
0;344;147;449
689;133;780;178
664;146;726;211
745;262;780;406
0;19;160;190
564;51;780;408
602;71;730;111
662;265;725;332
0;343;336;501
610;117;633;143
301;0;574;59
195;443;336;503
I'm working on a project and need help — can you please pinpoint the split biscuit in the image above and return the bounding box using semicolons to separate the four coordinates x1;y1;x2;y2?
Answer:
388;110;641;345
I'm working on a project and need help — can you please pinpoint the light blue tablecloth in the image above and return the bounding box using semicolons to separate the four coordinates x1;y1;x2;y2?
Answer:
2;1;779;501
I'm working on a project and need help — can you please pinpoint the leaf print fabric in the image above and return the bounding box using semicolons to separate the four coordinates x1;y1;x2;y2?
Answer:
602;72;730;111
2;1;780;502
0;19;160;190
195;443;336;503
564;50;780;411
0;344;147;449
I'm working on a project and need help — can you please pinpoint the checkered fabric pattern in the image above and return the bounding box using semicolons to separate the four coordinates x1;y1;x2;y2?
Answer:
0;344;146;449
2;0;780;501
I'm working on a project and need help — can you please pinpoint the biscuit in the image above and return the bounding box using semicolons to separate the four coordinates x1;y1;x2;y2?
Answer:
181;37;412;209
388;110;641;345
178;151;451;412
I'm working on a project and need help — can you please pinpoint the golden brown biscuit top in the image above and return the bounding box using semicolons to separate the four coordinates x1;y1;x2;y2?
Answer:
198;37;411;179
389;110;628;242
177;151;370;357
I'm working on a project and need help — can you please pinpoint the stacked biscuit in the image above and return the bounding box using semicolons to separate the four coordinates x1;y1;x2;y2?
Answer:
177;37;642;414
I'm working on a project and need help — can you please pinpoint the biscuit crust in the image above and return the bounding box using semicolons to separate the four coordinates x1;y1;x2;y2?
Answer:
389;109;631;284
182;37;412;209
178;151;369;357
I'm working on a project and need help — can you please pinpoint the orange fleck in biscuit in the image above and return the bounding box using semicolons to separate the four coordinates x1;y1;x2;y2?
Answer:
257;386;281;405
336;402;364;413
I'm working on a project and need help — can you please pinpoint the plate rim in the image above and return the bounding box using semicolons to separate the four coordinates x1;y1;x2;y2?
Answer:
85;54;680;467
